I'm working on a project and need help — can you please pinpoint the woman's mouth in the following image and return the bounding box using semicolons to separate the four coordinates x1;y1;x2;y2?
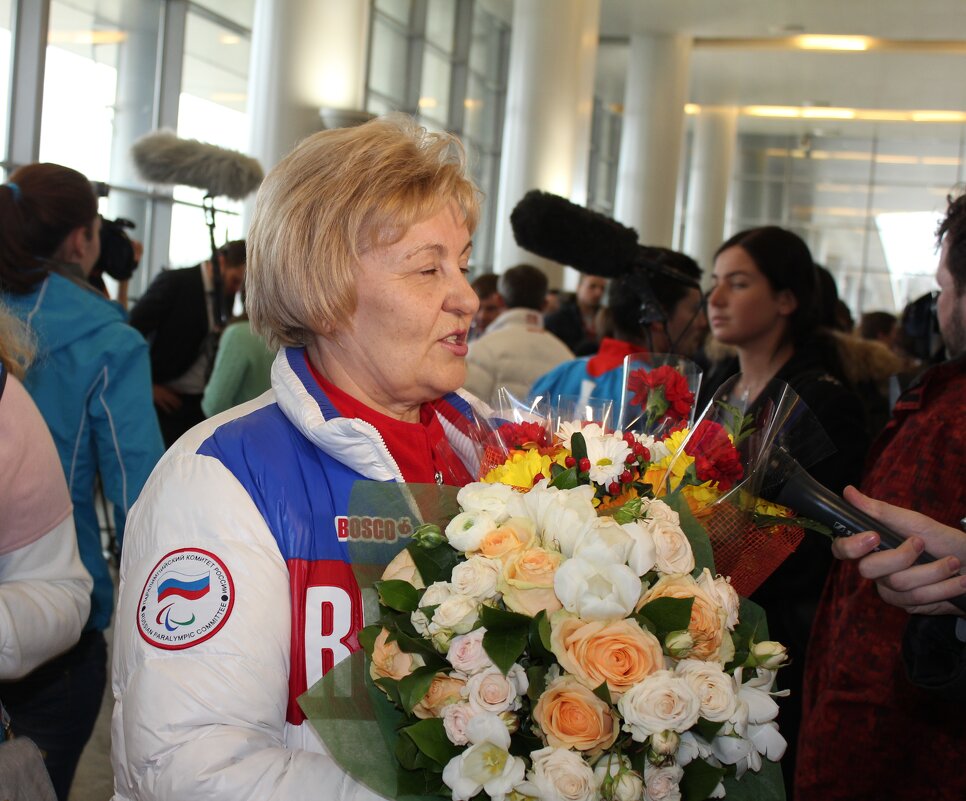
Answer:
440;331;469;355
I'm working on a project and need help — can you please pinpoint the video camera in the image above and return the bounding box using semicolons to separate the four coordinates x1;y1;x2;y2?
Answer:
90;181;140;282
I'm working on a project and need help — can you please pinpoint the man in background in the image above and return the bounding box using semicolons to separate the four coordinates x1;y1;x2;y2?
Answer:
797;192;966;801
544;273;606;354
130;240;246;447
464;263;573;404
469;273;505;341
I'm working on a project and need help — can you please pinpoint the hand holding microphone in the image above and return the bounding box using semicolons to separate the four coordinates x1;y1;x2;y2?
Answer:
831;487;966;617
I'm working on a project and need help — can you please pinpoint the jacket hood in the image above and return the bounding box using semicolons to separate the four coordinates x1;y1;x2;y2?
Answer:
830;331;906;385
6;273;128;354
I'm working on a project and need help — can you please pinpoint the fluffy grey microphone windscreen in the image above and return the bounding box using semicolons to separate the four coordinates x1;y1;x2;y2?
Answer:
131;130;264;200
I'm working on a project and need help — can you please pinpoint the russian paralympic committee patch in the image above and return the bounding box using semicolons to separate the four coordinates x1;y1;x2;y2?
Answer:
137;548;234;650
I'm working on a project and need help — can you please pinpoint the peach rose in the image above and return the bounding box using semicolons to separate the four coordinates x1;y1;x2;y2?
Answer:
499;546;563;617
532;675;619;755
380;548;425;589
477;519;535;562
549;613;665;699
369;627;425;682
412;673;466;719
638;573;733;663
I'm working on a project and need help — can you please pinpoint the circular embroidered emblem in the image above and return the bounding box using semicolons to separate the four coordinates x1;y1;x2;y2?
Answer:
136;548;234;650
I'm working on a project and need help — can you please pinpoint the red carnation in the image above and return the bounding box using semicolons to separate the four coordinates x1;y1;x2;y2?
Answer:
648;366;694;420
683;420;743;491
496;421;550;449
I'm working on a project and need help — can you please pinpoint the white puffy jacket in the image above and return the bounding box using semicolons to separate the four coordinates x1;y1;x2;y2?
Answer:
111;347;483;801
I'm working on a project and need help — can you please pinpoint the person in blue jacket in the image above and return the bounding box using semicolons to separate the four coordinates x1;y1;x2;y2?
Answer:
0;163;163;800
531;248;706;421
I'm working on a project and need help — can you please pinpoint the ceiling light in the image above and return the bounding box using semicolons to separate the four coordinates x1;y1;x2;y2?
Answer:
48;29;127;45
418;97;438;109
219;34;241;45
793;35;873;51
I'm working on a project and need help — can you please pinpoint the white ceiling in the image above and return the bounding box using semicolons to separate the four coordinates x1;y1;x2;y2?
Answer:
595;0;966;139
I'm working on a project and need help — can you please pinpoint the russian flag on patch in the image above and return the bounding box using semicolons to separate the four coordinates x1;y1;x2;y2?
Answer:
157;570;211;602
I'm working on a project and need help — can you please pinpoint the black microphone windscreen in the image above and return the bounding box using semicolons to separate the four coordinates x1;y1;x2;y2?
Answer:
510;190;641;279
131;130;264;199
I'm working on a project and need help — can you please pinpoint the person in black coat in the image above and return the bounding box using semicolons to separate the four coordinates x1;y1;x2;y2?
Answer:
700;226;869;795
129;240;246;446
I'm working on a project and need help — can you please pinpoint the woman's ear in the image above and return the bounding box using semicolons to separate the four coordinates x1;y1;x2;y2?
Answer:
776;288;798;316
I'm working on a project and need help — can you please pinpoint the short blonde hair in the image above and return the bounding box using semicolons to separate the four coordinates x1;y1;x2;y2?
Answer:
248;114;481;348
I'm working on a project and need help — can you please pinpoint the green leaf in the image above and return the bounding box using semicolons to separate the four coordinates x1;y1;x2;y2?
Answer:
570;431;588;463
398;666;441;714
401;718;461;768
633;612;657;636
662;493;716;575
358;624;382;655
481;606;530;675
374;676;402;708
377;579;420;612
721;755;786;801
592;680;612;706
681;757;726;801
526;664;548;703
407;541;461;585
549;466;579;490
638;596;694;636
611;497;645;524
385;627;447;667
528;610;553;661
696;716;725;741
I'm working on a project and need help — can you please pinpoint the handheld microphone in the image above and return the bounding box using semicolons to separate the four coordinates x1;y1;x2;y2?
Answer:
765;449;966;613
130;130;264;199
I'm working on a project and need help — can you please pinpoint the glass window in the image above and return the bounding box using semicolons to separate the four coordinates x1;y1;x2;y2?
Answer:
425;0;455;53
170;9;251;267
369;15;409;105
376;0;411;27
419;48;451;127
40;0;128;179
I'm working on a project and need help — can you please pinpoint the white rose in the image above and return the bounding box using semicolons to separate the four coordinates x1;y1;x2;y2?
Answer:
442;702;477;745
593;755;643;801
675;659;739;722
642;497;680;525
747;641;788;669
442;713;526;801
411;581;455;636
508;484;598;556
572;517;633;568
643;518;695;575
457;482;515;523
446;511;499;553
528;746;596;801
623;519;657;576
643;763;684;801
617;669;701;740
451;556;502;602
430;593;480;635
466;666;524;715
712;576;740;630
553;558;641;621
447;628;494;674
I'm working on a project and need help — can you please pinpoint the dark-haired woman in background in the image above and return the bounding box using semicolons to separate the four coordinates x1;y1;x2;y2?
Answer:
0;163;163;800
701;226;869;795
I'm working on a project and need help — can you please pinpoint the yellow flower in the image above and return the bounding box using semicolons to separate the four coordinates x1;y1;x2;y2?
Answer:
482;448;560;489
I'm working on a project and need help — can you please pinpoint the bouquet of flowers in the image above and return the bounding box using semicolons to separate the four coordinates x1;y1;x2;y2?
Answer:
300;372;796;801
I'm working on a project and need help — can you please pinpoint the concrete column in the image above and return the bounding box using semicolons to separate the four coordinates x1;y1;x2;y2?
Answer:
246;0;370;177
613;34;691;247
682;106;737;275
492;0;600;286
106;0;161;292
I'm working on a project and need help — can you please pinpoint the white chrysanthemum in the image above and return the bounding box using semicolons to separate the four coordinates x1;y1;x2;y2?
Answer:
584;434;632;487
556;421;607;451
635;433;672;462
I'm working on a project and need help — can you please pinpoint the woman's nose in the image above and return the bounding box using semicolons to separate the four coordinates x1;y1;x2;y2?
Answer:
447;270;479;317
707;285;725;307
